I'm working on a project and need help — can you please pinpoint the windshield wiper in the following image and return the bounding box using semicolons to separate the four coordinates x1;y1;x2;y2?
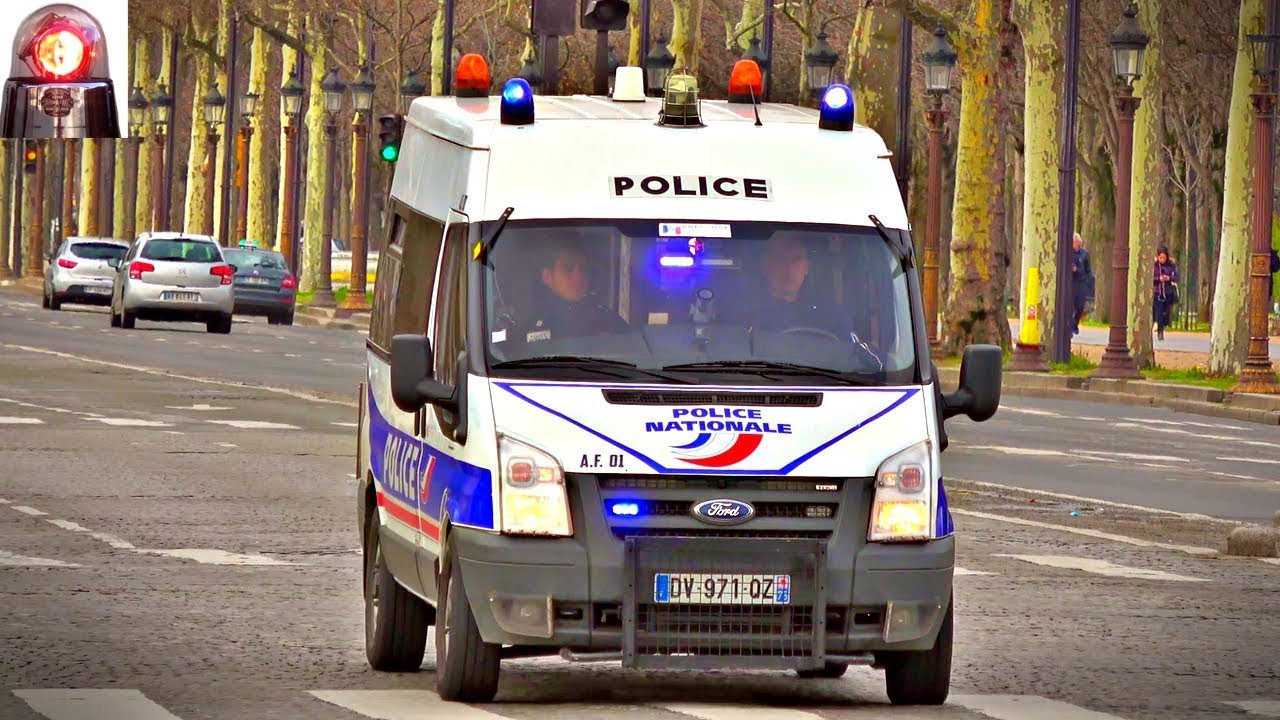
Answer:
473;207;515;266
661;360;871;385
492;356;698;384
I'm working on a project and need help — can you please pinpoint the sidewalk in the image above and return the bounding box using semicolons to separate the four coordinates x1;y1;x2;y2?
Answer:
294;304;369;332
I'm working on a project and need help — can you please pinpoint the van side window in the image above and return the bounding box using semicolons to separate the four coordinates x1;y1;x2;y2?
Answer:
393;214;444;338
433;224;469;386
368;215;407;350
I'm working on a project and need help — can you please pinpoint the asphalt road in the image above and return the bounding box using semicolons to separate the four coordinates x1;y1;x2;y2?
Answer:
1;288;1277;720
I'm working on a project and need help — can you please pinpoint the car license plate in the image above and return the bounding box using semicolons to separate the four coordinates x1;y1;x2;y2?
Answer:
162;291;200;302
244;277;273;286
653;573;790;605
84;286;110;295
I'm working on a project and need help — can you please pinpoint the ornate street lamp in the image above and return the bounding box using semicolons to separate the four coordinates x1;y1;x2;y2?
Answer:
340;63;376;313
314;68;345;308
233;90;259;246
279;70;305;272
127;85;149;135
919;23;957;353
201;81;226;238
123;86;148;241
804;31;838;94
400;69;426;114
1235;32;1280;393
1092;3;1149;380
149;84;173;231
644;36;675;97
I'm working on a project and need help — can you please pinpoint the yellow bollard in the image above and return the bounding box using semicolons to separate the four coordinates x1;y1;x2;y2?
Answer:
1008;266;1049;371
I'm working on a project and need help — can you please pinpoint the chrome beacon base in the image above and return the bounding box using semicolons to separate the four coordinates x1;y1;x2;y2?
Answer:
1;79;119;138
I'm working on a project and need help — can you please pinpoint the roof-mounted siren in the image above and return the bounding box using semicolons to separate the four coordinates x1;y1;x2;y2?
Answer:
726;59;763;104
500;78;535;125
818;83;855;132
455;53;491;98
2;4;118;138
657;68;703;128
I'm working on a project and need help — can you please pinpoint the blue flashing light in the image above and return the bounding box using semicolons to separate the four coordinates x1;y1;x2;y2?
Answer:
659;255;695;268
500;78;535;125
609;501;640;517
818;84;855;132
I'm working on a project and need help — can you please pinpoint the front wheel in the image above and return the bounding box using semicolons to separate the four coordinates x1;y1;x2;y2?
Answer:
364;515;431;671
436;549;501;702
120;308;136;329
883;599;953;705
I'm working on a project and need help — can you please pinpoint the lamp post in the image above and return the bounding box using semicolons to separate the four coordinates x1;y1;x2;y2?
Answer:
804;31;838;97
202;81;226;239
1092;3;1148;380
920;24;956;353
123;86;147;242
313;67;345;308
339;63;375;314
644;36;675;97
743;35;770;100
400;69;426;114
1235;32;1280;393
233;90;259;246
149;83;173;231
279;70;305;273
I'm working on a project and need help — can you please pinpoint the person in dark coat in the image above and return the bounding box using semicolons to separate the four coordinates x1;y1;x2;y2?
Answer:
1070;233;1095;336
1269;247;1279;308
1153;245;1178;341
521;241;628;343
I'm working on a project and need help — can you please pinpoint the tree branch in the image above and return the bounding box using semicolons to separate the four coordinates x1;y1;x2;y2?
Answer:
240;13;305;53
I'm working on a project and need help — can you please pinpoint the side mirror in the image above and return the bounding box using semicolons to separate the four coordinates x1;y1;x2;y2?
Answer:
942;344;1002;422
391;334;455;412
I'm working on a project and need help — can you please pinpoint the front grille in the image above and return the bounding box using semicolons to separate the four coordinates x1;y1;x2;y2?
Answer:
599;476;844;493
635;604;815;654
612;528;831;540
603;389;822;407
640;500;836;519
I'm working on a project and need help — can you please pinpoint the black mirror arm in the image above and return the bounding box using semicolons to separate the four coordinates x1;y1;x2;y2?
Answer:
941;389;970;420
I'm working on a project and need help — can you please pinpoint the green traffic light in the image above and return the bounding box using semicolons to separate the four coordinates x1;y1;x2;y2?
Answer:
380;145;399;162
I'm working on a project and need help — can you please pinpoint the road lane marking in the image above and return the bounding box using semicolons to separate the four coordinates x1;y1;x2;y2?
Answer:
217;442;238;448
332;421;358;427
0;551;80;567
959;445;1072;458
12;505;48;516
206;420;301;430
1223;701;1280;716
1001;406;1065;418
955;567;996;576
91;418;173;427
947;477;1239;523
658;704;826;720
1129;417;1247;431
1217;456;1280;465
308;690;509;719
164;404;233;411
952;509;1219;556
1119;424;1280;450
1076;449;1190;462
950;694;1131;719
45;519;137;549
14;689;184;720
0;397;103;417
0;416;44;424
1208;471;1271;482
137;549;295;566
995;554;1208;583
1;344;354;407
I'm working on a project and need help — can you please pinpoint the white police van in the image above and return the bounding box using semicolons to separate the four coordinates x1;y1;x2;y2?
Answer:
356;59;1001;704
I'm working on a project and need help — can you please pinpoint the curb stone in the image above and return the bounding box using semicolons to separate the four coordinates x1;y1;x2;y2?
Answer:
1226;525;1280;558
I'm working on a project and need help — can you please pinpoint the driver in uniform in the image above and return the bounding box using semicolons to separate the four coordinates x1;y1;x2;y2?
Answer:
736;234;850;336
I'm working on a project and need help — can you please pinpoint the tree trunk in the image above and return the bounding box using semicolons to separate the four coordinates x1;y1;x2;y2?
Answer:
213;0;233;242
299;21;331;293
670;0;695;72
847;5;901;152
0;142;10;274
79;139;100;236
1125;0;1163;368
247;27;271;247
942;0;1015;355
277;16;300;252
1015;0;1066;354
1209;0;1263;375
183;20;211;235
431;0;447;95
134;36;154;235
730;0;764;53
112;139;127;238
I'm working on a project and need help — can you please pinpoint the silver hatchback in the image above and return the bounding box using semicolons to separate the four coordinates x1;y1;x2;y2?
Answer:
43;237;130;310
110;233;236;334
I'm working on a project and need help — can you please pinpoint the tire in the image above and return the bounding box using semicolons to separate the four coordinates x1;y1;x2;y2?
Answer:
206;314;232;334
49;294;61;310
267;315;281;326
883;599;953;705
120;308;135;329
436;548;501;702
110;304;121;327
280;312;294;326
796;662;849;679
364;513;431;671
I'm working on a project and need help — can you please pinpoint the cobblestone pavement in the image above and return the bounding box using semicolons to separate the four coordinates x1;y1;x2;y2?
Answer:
1;303;1277;720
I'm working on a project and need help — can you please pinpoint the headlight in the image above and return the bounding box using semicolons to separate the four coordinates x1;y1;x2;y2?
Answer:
499;435;571;536
868;440;932;542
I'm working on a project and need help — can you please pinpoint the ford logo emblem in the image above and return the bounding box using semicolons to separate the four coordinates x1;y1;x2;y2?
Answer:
691;499;755;526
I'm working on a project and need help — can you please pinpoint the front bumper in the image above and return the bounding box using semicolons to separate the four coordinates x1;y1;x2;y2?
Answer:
124;281;234;316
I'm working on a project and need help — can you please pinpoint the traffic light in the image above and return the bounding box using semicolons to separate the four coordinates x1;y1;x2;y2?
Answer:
23;141;37;174
377;114;404;162
581;0;628;31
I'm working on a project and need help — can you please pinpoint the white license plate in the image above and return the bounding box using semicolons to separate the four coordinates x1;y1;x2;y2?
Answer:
244;277;273;286
654;573;791;605
162;291;200;302
84;286;110;295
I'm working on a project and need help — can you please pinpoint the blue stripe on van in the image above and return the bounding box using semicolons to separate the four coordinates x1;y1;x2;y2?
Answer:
935;478;954;538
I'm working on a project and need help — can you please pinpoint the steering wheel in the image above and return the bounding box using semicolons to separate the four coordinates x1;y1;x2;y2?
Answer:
781;326;844;342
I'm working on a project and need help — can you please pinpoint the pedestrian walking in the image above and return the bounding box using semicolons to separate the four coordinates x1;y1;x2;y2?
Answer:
1070;233;1095;336
1269;246;1279;311
1153;245;1178;341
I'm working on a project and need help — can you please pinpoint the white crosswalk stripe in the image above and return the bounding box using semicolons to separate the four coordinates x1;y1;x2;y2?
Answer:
994;555;1208;582
13;689;183;720
0;416;44;424
308;690;510;719
658;704;824;720
0;550;80;567
949;694;1131;719
1223;700;1280;716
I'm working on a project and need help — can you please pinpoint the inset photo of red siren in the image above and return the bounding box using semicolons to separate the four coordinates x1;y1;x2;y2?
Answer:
2;0;126;138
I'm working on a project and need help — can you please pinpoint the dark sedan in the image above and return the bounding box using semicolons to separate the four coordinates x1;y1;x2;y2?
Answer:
222;247;296;325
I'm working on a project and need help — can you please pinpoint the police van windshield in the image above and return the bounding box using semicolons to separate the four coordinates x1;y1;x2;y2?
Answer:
482;220;917;385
